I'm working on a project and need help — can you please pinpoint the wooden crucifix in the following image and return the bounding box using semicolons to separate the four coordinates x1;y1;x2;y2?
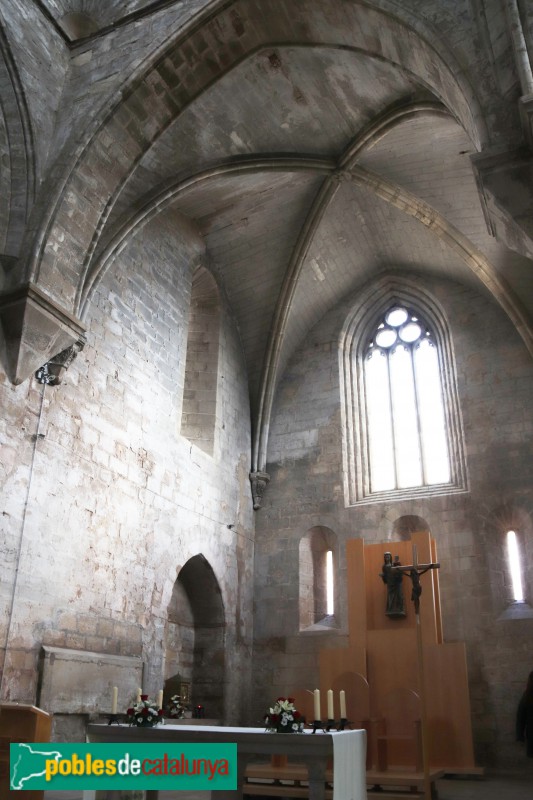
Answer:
390;546;440;614
383;544;441;800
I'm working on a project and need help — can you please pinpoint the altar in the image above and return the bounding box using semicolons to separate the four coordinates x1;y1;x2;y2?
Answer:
85;723;366;800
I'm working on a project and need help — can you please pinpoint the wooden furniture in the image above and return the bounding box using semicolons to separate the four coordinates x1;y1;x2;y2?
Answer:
372;689;423;772
244;760;444;800
365;767;444;800
85;723;366;800
245;761;333;798
245;533;478;799
0;704;52;800
318;533;477;776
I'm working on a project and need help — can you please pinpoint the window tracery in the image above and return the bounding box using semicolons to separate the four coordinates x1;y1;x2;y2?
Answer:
364;305;450;493
339;279;468;505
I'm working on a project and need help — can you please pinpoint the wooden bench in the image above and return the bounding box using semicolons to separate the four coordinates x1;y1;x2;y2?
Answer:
243;760;444;799
244;762;333;798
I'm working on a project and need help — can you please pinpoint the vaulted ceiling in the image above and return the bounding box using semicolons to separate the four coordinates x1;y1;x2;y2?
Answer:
1;0;533;471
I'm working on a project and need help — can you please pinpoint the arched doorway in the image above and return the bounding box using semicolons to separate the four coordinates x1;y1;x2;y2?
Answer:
164;555;226;718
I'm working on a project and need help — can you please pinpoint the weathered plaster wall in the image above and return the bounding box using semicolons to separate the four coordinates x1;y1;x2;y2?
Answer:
253;273;533;769
0;208;254;732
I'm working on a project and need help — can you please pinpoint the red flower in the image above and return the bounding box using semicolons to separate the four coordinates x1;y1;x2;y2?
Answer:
140;694;148;701
158;708;164;716
270;714;279;723
276;697;285;702
142;707;149;716
126;708;134;716
293;711;301;719
288;697;295;703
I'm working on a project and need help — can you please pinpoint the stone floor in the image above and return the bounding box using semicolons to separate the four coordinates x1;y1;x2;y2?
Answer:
44;772;533;799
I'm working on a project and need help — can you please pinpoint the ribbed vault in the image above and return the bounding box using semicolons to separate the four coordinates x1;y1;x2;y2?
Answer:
3;0;533;475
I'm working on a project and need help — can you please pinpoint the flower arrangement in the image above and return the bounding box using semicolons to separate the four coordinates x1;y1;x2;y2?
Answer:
166;694;186;719
126;695;164;727
264;697;305;733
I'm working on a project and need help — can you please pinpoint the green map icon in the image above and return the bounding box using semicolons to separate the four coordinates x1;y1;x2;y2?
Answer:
10;741;236;791
10;743;64;789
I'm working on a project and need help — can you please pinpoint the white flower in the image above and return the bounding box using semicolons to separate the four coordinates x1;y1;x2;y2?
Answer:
292;723;299;731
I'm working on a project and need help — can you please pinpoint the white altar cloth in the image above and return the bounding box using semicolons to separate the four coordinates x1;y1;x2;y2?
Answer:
85;723;367;800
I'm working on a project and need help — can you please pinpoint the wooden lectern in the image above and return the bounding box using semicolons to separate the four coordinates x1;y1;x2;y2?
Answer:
0;704;52;800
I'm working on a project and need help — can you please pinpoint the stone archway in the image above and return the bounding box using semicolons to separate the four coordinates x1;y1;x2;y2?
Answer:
164;554;226;718
482;502;533;618
391;515;431;541
299;525;338;630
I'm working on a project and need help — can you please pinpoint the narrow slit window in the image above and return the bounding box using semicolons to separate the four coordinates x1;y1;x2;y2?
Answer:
299;528;337;630
326;550;334;615
506;530;525;602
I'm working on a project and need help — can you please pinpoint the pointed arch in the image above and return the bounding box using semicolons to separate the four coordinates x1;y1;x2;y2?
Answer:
165;554;226;716
299;526;338;631
339;275;468;505
483;503;533;619
0;20;35;267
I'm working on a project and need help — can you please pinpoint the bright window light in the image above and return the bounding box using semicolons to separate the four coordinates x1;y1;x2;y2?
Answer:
390;345;422;487
326;550;334;615
507;530;524;602
364;306;451;493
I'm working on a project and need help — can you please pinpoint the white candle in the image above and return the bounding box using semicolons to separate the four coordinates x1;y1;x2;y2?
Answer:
327;689;334;720
136;687;142;703
111;686;118;714
340;690;347;719
157;690;163;710
313;689;321;721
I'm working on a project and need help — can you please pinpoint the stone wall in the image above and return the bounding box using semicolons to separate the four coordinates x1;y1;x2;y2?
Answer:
1;0;532;765
0;208;254;733
253;273;533;769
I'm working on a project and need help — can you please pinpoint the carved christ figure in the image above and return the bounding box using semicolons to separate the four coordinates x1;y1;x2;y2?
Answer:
388;549;440;615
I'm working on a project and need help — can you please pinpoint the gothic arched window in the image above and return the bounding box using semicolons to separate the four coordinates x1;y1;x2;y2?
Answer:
364;305;450;492
339;280;468;505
